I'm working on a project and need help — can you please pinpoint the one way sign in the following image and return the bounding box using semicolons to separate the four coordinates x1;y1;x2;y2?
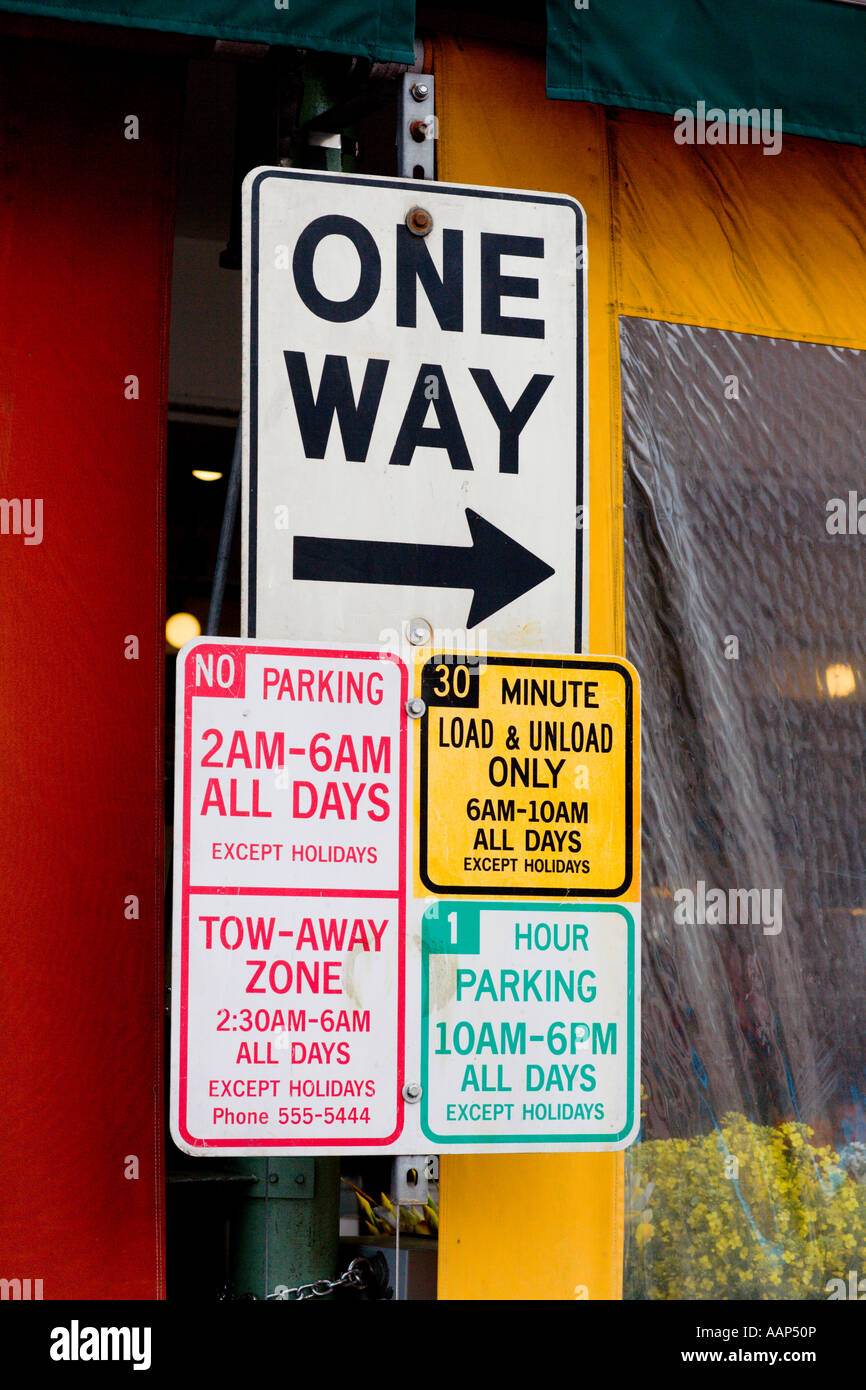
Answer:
242;168;586;650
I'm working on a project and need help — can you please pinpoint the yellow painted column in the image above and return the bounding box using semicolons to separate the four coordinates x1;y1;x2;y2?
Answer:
431;34;627;1301
431;28;866;1300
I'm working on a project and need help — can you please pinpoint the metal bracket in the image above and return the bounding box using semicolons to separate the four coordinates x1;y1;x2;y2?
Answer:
398;73;436;180
238;1157;316;1200
390;1154;438;1205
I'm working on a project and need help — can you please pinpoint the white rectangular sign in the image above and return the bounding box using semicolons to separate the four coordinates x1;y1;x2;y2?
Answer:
170;638;408;1155
421;902;638;1149
242;168;586;653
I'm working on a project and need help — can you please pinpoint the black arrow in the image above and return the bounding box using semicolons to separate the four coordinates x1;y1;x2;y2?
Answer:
293;508;555;628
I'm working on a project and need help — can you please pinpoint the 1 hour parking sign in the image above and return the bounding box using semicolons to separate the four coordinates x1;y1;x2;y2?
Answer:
420;902;637;1148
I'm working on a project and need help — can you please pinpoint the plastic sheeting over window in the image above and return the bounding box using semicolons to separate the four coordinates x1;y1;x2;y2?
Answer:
547;0;866;147
0;0;416;62
621;317;866;1298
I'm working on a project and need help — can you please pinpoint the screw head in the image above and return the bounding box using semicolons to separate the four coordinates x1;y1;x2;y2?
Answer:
410;82;429;102
294;1173;306;1186
403;1082;423;1103
406;697;426;719
405;205;433;237
408;618;432;646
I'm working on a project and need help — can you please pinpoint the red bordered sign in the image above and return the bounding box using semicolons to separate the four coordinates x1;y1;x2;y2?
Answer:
170;638;408;1154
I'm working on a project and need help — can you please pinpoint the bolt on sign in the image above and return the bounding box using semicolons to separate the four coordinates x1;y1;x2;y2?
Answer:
172;169;639;1155
241;167;586;651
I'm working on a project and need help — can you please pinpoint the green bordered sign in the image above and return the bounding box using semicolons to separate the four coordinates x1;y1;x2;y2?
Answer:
420;901;638;1150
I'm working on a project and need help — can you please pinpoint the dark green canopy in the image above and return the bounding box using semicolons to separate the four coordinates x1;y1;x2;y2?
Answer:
547;0;866;146
0;0;416;62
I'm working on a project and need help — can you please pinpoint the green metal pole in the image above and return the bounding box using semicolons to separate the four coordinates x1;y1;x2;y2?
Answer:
226;53;365;1306
228;1158;341;1299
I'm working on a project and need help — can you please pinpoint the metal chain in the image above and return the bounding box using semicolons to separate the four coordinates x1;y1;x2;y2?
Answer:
265;1257;371;1301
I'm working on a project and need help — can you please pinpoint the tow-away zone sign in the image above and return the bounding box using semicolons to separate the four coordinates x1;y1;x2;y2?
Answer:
170;638;407;1155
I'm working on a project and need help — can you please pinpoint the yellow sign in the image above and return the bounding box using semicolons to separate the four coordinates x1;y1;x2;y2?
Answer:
419;653;639;897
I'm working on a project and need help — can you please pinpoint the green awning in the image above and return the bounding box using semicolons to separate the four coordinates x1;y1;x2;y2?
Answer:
0;0;416;62
547;0;866;147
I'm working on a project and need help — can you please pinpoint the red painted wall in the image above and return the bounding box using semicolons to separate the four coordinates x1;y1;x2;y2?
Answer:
0;36;181;1298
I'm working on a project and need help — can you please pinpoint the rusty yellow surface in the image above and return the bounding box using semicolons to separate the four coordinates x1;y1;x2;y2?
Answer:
431;34;626;1303
432;22;866;1298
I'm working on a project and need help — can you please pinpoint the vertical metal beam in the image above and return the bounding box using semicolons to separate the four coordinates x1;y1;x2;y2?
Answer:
228;1158;341;1298
225;52;352;1301
206;421;241;637
397;72;436;179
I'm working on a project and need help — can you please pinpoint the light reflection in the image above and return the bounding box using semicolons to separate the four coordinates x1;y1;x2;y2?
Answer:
825;663;856;698
166;612;201;648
